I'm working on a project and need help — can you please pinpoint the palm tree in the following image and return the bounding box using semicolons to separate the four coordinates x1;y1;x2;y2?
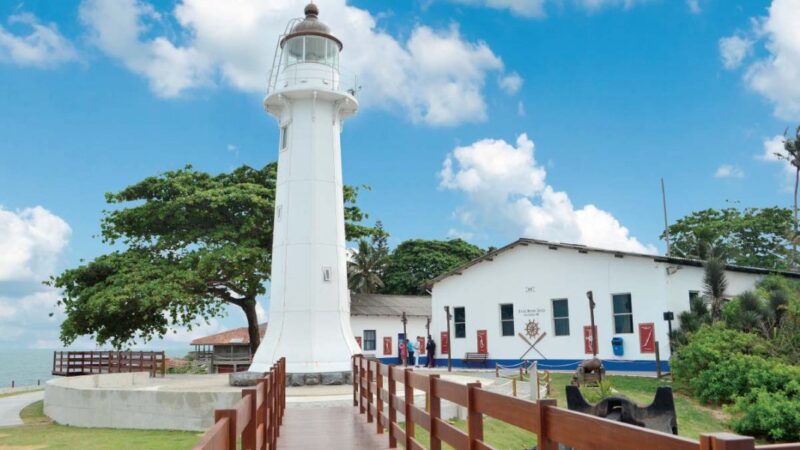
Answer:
774;126;800;270
348;239;387;294
704;255;728;322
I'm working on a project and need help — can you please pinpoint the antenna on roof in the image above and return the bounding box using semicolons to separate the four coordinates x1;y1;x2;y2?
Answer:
661;178;671;257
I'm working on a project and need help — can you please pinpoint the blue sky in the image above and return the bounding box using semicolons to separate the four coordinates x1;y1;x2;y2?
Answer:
1;0;798;349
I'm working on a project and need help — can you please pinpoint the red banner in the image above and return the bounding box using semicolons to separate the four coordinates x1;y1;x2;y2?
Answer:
383;336;392;356
355;336;362;349
639;323;655;353
440;331;449;355
477;329;488;354
583;325;598;354
400;339;407;358
418;336;426;355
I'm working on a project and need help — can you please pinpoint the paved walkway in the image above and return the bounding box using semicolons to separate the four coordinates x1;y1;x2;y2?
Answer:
280;406;392;449
0;391;43;427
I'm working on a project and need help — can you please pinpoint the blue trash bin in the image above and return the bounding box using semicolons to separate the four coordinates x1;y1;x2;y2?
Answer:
612;337;624;356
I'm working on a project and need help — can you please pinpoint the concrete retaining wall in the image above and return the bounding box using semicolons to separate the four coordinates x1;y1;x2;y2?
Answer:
44;373;242;431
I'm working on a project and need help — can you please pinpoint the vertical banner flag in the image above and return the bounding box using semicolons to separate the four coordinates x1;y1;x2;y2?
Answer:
477;329;488;353
583;325;598;354
639;323;655;353
418;336;426;355
383;336;392;356
355;336;362;349
441;331;449;355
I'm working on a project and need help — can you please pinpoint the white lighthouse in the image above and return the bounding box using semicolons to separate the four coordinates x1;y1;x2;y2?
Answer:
249;3;360;380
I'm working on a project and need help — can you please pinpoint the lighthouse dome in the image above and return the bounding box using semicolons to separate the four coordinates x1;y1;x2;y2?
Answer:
280;3;342;50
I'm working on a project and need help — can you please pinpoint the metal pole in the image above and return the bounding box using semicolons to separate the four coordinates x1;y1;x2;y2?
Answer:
662;178;671;257
587;290;601;383
401;312;408;367
444;306;453;372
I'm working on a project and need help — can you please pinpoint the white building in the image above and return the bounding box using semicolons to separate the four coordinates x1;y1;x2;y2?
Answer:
350;294;433;365
428;238;797;371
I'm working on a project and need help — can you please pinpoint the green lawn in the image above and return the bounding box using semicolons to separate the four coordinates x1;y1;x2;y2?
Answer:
401;373;730;449
0;388;43;399
0;400;201;450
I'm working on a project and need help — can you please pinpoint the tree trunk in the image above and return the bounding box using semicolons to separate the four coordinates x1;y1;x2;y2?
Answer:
794;168;798;270
240;298;261;356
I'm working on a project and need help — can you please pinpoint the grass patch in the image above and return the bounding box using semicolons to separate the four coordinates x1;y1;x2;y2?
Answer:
0;400;200;450
0;389;43;399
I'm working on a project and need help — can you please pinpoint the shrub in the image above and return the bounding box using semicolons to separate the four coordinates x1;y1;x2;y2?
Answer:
728;383;800;442
671;325;771;384
689;354;772;404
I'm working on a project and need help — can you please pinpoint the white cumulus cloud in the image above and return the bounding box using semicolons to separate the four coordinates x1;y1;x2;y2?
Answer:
499;72;523;94
0;12;78;68
450;0;547;17
714;164;744;178
439;134;655;253
759;134;797;189
719;35;753;70
721;0;800;120
79;0;507;126
0;206;71;282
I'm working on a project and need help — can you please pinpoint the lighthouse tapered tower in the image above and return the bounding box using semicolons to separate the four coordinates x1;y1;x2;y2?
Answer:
249;3;359;378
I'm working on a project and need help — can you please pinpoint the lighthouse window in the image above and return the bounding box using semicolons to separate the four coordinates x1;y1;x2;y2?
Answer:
280;125;288;150
305;36;326;63
326;40;339;68
285;37;303;66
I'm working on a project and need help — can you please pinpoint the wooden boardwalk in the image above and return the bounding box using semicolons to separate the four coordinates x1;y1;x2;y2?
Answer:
279;406;392;449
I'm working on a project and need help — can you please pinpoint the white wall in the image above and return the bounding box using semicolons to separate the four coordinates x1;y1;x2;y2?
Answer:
431;243;765;369
350;315;431;362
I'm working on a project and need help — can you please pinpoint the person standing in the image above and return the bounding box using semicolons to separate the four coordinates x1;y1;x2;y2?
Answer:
426;336;436;368
406;338;415;367
413;337;421;368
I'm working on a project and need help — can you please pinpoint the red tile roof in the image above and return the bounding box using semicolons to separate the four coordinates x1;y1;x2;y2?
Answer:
190;323;267;346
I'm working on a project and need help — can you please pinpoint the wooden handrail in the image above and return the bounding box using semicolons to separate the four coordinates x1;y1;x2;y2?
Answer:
51;351;166;377
352;354;800;450
193;357;286;450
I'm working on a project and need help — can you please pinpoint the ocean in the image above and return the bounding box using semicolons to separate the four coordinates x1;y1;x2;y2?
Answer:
0;348;189;388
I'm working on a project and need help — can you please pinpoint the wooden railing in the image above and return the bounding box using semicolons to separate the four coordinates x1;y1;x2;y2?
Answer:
52;351;166;377
352;354;800;450
193;357;286;450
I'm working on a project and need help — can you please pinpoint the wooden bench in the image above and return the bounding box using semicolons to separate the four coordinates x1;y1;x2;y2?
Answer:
463;352;489;368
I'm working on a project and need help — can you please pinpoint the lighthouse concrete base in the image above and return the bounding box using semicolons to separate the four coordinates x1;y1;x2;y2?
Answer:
286;371;351;387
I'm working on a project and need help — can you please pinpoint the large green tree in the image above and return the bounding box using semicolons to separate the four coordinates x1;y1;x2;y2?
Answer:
661;207;792;269
381;239;485;295
50;164;377;354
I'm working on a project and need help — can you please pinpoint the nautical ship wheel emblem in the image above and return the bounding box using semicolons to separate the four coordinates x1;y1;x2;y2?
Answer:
525;320;540;339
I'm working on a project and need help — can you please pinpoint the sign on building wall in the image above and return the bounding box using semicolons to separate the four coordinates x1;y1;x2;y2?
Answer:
477;329;488;354
583;325;598;354
383;336;392;356
418;336;426;355
639;323;655;353
441;331;449;355
355;336;362;349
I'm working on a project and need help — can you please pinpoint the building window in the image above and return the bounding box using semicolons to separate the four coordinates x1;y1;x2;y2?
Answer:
552;299;570;336
454;307;466;338
280;125;288;150
363;330;376;351
500;304;514;336
612;293;634;334
689;291;700;303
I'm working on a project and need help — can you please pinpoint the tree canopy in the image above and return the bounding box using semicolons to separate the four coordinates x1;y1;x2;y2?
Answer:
662;207;792;269
380;239;485;296
50;164;377;353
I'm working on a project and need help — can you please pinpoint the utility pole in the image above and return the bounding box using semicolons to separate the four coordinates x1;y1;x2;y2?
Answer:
586;291;598;359
662;178;671;257
401;312;408;367
444;306;453;372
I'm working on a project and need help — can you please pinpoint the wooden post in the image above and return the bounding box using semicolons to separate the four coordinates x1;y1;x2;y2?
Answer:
387;366;397;449
359;358;366;415
404;368;414;449
655;341;662;379
699;433;755;450
495;364;499;378
241;390;256;450
444;306;453;372
519;366;524;380
535;399;558;450
512;378;517;397
353;356;359;407
257;378;267;449
376;362;384;434
215;409;237;450
429;375;442;450
466;382;484;449
367;359;374;423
